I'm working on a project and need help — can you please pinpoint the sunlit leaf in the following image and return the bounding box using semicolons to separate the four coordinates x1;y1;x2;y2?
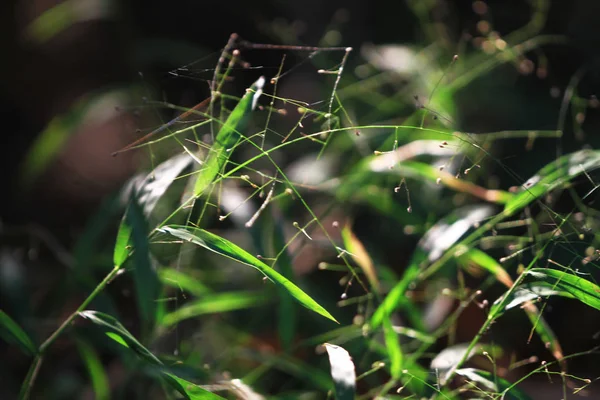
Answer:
456;247;512;287
79;311;161;365
123;153;194;217
194;77;265;197
341;224;380;292
504;149;600;216
497;268;600;312
455;368;531;400
114;153;194;268
459;250;565;366
157;226;338;323
382;317;403;380
431;344;482;385
0;310;36;356
161;292;268;326
80;311;225;399
323;343;356;400
371;205;495;328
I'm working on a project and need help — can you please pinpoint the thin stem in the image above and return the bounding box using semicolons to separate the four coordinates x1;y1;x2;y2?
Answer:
21;265;123;400
19;355;43;400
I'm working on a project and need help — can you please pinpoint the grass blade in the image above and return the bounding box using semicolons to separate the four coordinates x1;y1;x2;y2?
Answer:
323;343;356;400
79;311;225;399
341;224;380;292
113;153;194;268
79;311;162;364
75;338;110;400
163;373;226;400
382;317;403;380
126;199;159;325
503;268;600;311
157;226;338;323
371;205;494;328
0;310;36;356
158;268;211;297
161;292;269;326
504;149;600;215
194;77;265;197
432;344;486;386
460;250;565;367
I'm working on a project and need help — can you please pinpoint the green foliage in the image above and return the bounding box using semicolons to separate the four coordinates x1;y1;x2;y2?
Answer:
12;4;600;399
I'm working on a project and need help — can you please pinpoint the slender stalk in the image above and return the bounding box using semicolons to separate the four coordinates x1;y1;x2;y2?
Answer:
20;265;123;400
19;355;43;400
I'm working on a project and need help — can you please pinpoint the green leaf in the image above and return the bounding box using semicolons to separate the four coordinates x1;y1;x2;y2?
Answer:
158;268;211;297
0;310;36;356
455;368;531;400
503;268;600;311
80;311;225;399
163;373;225;400
113;215;132;268
79;311;161;365
161;291;269;326
157;226;338;323
371;205;494;328
76;338;110;400
456;247;513;287
323;343;356;400
113;153;194;268
501;284;573;311
338;146;513;204
382;317;403;380
459;251;565;365
194;77;265;197
127;199;159;324
504;149;600;215
431;344;482;385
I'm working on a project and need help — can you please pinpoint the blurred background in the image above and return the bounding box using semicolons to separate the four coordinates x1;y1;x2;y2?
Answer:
3;0;600;399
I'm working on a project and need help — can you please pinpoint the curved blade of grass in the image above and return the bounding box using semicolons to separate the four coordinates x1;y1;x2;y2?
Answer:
75;338;110;400
341;224;380;292
0;310;36;356
455;368;531;400
323;343;356;400
127;198;159;325
382;317;403;380
502;284;573;311
113;153;194;268
371;205;495;328
163;373;226;400
125;153;194;217
504;149;600;215
79;311;162;364
431;344;482;385
456;247;512;287
503;268;600;311
194;77;265;197
161;291;268;326
338;142;513;204
158;268;211;297
157;226;338;323
460;249;565;367
80;311;225;399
